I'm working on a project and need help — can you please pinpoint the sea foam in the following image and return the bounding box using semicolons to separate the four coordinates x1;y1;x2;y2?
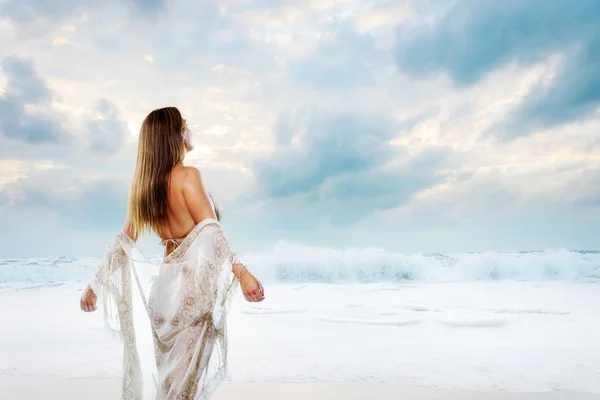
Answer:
1;243;599;285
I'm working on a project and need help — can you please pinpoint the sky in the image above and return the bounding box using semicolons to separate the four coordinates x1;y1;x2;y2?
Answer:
0;0;599;258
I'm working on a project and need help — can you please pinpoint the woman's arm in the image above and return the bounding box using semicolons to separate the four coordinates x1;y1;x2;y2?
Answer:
182;166;219;223
182;166;264;302
121;214;138;242
182;166;237;275
81;206;137;313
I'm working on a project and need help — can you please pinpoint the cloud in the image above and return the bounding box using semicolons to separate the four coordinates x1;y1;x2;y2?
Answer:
414;155;600;224
289;24;382;90
131;0;168;14
393;0;600;137
1;57;52;102
0;52;136;252
315;146;451;225
254;106;399;197
394;0;598;85
0;57;67;144
251;106;450;226
0;0;599;257
567;164;600;208
88;99;130;155
64;178;130;230
1;0;169;26
1;0;93;26
494;33;600;139
0;189;9;208
3;168;129;231
0;56;135;164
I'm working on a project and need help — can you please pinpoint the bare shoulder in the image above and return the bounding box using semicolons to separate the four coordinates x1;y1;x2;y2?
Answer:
170;165;202;191
181;165;204;189
180;165;216;222
182;165;201;179
168;164;189;182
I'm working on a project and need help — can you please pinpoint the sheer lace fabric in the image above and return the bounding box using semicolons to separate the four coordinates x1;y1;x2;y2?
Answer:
89;218;239;399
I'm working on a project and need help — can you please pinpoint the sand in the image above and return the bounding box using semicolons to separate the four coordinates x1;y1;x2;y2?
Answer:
2;282;599;398
3;282;600;393
1;377;599;400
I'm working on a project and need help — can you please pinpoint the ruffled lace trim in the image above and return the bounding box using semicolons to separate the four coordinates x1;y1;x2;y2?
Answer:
88;218;240;399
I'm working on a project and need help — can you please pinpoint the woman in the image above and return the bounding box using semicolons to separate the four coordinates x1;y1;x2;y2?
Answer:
79;106;264;399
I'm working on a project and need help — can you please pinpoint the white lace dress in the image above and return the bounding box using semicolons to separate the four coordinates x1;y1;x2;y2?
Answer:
89;218;240;399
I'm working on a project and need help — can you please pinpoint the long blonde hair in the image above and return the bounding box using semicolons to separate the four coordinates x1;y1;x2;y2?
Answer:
128;106;186;236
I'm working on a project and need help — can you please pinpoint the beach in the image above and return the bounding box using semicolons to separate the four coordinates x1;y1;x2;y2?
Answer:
1;250;599;398
2;378;600;399
2;0;599;397
2;378;600;400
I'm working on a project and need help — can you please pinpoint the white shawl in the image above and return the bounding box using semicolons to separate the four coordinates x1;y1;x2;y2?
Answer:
89;218;240;399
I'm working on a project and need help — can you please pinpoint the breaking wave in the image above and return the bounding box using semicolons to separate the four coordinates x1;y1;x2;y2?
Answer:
1;243;599;285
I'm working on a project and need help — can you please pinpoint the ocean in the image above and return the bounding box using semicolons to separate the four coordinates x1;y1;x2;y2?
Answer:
2;245;599;285
1;245;599;393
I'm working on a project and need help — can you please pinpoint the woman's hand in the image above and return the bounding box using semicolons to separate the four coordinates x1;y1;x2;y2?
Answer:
80;285;98;312
239;269;265;302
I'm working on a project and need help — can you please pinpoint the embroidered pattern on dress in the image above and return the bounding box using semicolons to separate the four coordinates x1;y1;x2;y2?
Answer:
92;221;239;400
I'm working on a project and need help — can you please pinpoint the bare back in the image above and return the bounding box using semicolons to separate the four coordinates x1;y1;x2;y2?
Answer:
122;165;218;256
